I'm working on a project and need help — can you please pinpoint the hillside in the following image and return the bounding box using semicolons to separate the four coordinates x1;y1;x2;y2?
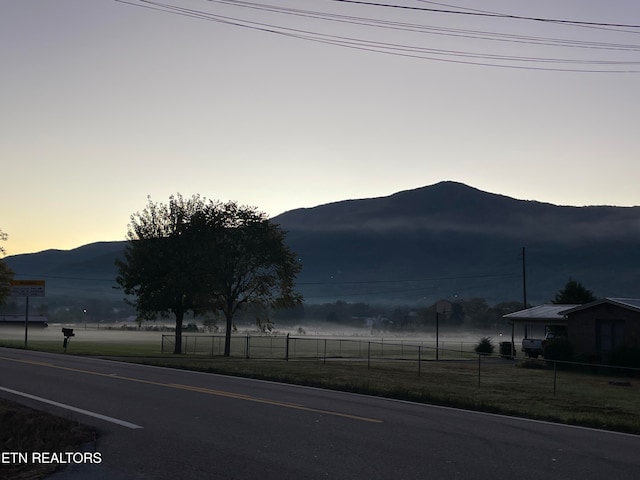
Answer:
273;181;640;304
4;182;640;316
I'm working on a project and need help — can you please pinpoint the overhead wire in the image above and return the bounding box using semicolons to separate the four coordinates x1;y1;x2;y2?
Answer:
202;0;640;52
113;0;640;72
329;0;640;29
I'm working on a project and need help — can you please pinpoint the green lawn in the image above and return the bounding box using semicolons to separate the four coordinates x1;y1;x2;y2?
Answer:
1;329;639;434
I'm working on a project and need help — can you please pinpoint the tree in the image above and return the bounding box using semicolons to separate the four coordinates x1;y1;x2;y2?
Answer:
116;194;211;354
474;336;495;355
199;201;303;356
115;195;303;356
0;229;14;305
552;278;596;304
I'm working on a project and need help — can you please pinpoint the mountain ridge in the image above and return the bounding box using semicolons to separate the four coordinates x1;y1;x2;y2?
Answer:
4;182;640;312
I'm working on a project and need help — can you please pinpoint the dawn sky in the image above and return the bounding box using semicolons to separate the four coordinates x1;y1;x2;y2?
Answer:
2;0;639;256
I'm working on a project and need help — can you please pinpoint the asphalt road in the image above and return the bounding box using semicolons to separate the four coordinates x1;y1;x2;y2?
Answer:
1;347;639;480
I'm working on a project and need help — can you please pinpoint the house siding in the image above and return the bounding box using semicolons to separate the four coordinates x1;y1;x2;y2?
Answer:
567;303;640;360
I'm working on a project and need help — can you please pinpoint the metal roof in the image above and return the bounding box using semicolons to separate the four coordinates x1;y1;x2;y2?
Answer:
504;304;579;321
560;297;640;315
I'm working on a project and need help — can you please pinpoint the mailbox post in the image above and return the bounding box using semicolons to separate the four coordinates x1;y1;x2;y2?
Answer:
62;328;75;352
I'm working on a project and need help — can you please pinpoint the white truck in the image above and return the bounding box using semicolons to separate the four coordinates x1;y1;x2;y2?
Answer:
521;327;567;358
521;337;545;358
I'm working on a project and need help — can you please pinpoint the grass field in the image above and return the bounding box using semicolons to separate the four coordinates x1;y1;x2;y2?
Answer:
0;398;95;480
1;326;639;435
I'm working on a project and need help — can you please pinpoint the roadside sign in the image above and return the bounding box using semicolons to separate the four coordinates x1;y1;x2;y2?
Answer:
10;280;46;297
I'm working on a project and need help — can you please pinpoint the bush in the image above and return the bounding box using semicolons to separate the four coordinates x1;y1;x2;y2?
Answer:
608;346;640;372
517;358;547;369
474;337;494;355
543;337;573;368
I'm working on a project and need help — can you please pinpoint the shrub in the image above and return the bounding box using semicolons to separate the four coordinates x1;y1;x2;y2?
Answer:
608;346;640;374
543;337;573;368
517;358;547;369
474;336;494;355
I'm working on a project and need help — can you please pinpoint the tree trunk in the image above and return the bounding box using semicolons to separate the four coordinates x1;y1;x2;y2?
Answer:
174;310;184;354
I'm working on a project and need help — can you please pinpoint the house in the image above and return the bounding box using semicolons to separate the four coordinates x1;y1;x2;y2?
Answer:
504;304;578;339
560;298;640;361
0;314;48;328
504;298;640;362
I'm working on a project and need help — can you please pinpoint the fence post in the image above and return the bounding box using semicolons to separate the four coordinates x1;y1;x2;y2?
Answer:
285;333;290;361
367;342;371;370
246;333;250;359
323;339;327;365
161;335;165;354
418;345;421;376
553;361;557;396
477;354;481;386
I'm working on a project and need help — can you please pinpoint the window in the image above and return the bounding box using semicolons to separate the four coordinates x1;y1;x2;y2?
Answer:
596;320;625;354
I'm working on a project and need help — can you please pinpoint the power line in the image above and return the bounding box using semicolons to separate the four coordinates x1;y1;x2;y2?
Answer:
329;0;640;29
113;0;640;72
298;272;518;286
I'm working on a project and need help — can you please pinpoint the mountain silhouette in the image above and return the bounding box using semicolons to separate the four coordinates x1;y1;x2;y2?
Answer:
5;182;640;314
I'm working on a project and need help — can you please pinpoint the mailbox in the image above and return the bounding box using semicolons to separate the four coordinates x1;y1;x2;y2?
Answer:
62;328;75;337
62;328;75;352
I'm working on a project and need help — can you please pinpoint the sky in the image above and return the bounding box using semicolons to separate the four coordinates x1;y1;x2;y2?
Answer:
2;0;640;256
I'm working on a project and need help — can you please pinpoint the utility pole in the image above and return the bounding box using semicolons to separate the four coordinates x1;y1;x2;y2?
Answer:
522;246;528;341
435;312;439;361
522;246;527;309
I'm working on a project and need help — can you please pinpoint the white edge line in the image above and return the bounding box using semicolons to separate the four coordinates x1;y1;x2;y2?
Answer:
0;386;143;429
113;360;640;438
10;353;637;439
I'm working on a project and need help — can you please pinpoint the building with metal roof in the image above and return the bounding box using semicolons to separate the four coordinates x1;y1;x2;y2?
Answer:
504;298;640;362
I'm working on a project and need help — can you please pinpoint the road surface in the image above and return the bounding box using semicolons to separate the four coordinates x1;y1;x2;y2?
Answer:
1;347;638;479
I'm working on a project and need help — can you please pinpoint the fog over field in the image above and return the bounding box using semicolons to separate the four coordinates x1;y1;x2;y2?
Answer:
0;321;533;355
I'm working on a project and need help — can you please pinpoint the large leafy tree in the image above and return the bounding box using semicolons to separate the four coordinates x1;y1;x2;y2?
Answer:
552;278;597;304
0;229;15;305
116;195;212;354
116;195;302;356
200;202;303;356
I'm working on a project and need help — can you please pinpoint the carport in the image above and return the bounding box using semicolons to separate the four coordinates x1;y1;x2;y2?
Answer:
503;304;578;354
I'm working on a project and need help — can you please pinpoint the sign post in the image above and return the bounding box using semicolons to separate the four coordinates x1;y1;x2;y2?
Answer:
10;280;46;347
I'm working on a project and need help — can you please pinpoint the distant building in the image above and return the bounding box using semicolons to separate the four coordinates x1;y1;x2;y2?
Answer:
0;314;48;328
505;298;640;362
560;298;640;361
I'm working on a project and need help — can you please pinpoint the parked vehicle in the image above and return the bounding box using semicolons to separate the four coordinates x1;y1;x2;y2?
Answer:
522;337;545;358
521;326;567;358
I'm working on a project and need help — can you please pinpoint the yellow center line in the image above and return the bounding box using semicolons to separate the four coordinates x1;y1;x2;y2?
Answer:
168;383;383;423
0;356;383;424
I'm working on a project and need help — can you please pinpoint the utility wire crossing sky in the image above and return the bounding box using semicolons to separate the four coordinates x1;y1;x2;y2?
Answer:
2;0;639;255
